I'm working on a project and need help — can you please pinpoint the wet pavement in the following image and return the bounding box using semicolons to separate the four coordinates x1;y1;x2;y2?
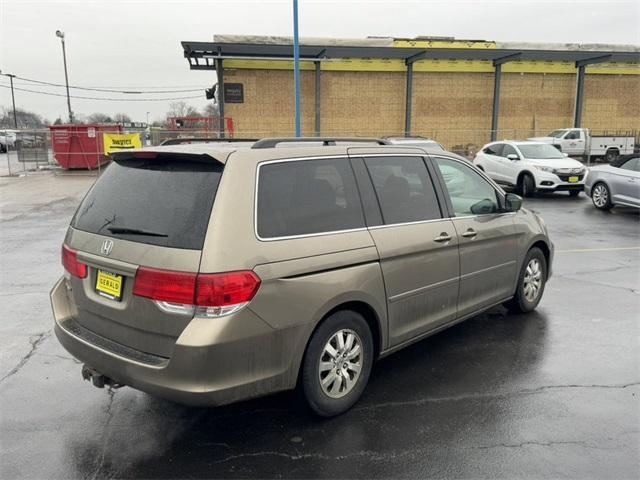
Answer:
1;164;638;479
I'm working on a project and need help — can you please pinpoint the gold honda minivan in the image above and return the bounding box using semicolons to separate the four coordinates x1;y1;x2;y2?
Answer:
51;139;553;417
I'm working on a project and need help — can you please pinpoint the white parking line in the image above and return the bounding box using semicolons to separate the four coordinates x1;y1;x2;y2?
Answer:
557;246;640;253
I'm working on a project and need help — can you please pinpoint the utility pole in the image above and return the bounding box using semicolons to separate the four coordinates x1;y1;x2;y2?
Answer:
1;72;19;128
55;30;73;123
293;0;301;137
6;74;18;128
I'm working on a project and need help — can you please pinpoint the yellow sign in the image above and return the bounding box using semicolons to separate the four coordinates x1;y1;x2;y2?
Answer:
103;133;142;154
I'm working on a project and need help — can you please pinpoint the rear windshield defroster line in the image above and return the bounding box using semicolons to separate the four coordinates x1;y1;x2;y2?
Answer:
71;154;223;250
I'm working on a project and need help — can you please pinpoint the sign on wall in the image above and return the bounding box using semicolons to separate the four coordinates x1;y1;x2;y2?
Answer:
103;133;142;154
224;83;244;103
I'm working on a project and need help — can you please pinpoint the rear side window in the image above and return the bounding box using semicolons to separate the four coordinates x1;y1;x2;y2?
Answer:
72;154;223;249
257;157;365;239
364;156;441;225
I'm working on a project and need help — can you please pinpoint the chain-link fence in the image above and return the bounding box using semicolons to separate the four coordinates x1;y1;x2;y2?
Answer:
2;126;637;177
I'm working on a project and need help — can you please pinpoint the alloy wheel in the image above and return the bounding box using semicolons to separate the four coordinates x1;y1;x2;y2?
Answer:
592;184;608;208
523;258;543;302
318;329;363;399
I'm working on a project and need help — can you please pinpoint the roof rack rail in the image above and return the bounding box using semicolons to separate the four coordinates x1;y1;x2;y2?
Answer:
251;137;390;149
160;137;257;146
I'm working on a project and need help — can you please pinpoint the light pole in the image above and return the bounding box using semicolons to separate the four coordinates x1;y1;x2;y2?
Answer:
0;71;18;128
55;30;73;124
292;0;301;137
146;111;150;126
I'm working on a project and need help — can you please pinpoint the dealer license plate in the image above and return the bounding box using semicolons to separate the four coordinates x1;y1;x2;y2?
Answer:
96;269;123;300
568;176;579;183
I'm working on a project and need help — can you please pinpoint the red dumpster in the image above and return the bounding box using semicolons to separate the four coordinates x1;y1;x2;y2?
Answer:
49;124;122;169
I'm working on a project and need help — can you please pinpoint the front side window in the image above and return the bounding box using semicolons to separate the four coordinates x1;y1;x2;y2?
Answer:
364;156;441;225
434;157;501;216
566;130;581;140
502;144;519;158
256;157;365;239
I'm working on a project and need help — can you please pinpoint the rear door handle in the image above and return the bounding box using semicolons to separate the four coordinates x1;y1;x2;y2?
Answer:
461;229;477;238
434;233;452;243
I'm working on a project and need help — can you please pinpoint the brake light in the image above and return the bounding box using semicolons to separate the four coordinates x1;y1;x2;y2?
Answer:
132;267;197;304
132;267;261;317
61;244;87;278
196;271;261;307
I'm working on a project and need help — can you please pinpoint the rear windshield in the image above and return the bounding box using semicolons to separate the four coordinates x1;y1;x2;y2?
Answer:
71;154;223;249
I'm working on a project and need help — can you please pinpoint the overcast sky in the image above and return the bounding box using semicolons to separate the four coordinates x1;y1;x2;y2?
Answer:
1;0;639;124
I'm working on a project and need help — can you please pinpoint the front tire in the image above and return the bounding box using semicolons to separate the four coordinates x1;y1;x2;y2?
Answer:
520;173;536;198
591;182;612;210
301;310;374;417
505;247;547;313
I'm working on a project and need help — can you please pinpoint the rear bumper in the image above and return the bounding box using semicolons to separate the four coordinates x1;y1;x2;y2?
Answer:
51;277;309;406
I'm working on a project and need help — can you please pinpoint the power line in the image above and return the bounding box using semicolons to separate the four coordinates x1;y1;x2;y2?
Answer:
0;84;203;102
11;75;208;94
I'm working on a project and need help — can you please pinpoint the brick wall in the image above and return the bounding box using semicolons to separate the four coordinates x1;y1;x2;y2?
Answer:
220;67;640;146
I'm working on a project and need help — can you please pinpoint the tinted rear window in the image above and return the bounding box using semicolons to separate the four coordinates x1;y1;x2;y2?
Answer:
257;157;365;238
72;154;223;249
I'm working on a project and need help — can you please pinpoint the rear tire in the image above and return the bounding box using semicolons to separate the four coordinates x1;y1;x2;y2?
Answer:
505;247;547;313
591;182;613;210
605;149;619;163
519;173;536;198
301;310;374;417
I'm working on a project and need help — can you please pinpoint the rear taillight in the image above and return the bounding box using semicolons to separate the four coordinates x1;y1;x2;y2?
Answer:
132;267;260;318
61;244;87;278
132;267;197;305
196;271;261;317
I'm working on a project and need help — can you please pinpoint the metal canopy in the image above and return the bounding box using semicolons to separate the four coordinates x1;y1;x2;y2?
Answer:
182;41;639;68
183;41;639;138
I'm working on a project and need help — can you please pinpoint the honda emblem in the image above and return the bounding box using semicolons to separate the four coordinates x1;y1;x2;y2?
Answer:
100;239;114;256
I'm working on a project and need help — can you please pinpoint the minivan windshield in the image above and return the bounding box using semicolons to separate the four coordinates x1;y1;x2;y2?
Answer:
517;143;566;160
71;154;223;249
548;129;568;138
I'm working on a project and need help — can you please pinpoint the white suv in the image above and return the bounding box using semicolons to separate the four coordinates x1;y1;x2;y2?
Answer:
473;141;586;197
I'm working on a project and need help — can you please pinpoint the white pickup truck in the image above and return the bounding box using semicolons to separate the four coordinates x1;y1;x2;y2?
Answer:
528;128;635;162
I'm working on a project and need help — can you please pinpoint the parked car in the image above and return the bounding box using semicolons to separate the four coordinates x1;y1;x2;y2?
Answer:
384;136;445;151
51;139;553;417
585;154;640;210
0;130;17;153
474;140;586;197
528;128;635;162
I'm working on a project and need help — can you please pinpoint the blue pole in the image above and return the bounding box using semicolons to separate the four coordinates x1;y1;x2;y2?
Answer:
293;0;301;137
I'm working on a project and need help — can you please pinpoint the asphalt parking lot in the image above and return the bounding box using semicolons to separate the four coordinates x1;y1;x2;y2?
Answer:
1;159;638;479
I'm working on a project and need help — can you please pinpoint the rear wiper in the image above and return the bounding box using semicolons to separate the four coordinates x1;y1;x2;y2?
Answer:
106;226;168;237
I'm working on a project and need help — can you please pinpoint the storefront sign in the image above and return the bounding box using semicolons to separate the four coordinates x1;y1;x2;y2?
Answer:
224;83;244;103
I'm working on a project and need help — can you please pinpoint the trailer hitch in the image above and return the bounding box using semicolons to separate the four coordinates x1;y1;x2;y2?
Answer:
81;365;124;389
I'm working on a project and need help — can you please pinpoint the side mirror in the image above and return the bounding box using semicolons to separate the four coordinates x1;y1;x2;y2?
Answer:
504;193;523;212
470;198;498;215
506;154;519;161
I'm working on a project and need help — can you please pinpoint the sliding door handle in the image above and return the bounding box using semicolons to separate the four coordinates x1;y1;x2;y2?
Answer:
434;233;452;243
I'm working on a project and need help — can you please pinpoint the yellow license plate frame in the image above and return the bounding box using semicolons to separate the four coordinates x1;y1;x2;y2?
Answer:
96;269;123;300
568;176;579;183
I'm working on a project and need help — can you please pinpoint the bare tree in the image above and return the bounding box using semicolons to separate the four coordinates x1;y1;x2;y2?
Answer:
87;112;113;123
113;113;132;123
202;103;219;117
166;101;200;118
